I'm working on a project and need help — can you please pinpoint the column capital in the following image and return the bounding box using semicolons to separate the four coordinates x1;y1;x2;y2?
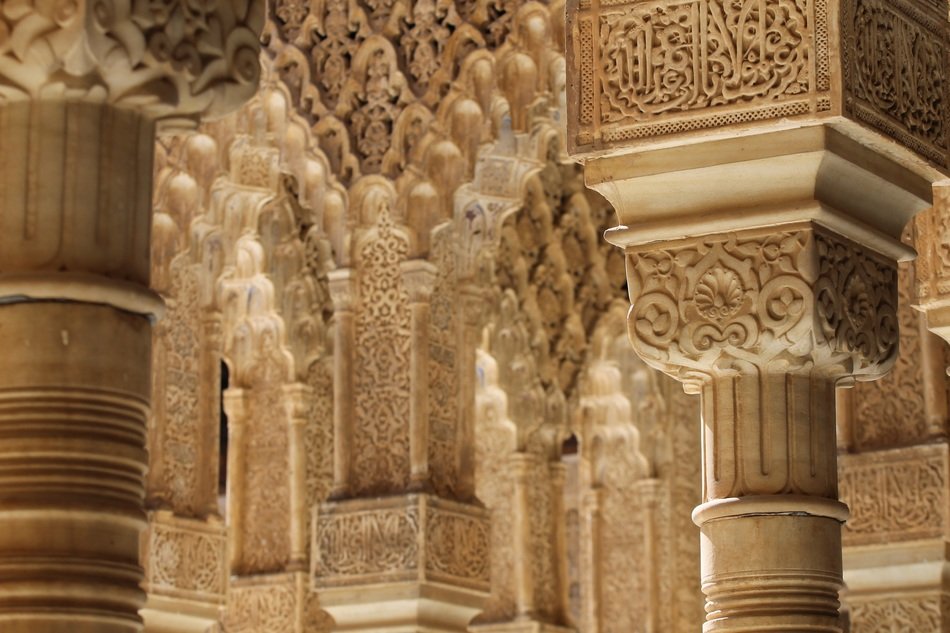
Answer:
281;382;312;423
399;259;438;303
222;388;247;423
327;268;357;312
0;0;263;122
626;225;899;393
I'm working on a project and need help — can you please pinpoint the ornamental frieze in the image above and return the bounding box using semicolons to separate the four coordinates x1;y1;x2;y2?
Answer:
567;0;950;170
143;512;228;602
839;444;949;546
313;493;490;590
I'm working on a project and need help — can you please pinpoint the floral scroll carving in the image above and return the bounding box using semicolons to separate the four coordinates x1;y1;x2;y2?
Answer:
626;227;898;387
352;203;413;495
0;0;263;118
849;595;946;633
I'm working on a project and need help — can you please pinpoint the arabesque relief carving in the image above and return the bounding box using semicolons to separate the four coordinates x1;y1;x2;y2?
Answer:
840;444;949;547
129;0;950;631
568;0;949;169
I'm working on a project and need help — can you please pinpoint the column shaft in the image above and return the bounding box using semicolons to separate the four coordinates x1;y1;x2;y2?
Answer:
0;303;150;633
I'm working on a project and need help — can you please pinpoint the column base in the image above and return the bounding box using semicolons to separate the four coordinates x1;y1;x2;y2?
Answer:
695;497;848;633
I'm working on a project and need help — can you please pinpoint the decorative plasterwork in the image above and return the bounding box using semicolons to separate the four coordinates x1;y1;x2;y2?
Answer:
839;444;949;547
842;0;950;167
568;0;832;148
143;511;228;604
0;0;264;120
625;225;898;387
567;0;950;170
312;493;490;592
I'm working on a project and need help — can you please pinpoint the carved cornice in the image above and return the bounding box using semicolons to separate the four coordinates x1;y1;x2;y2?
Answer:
0;0;264;120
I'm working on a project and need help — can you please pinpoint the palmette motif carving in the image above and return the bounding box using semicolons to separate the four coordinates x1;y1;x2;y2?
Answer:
627;228;898;387
839;445;949;546
626;226;898;502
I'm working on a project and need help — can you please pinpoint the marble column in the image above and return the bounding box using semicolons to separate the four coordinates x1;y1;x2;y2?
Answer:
0;5;261;631
565;0;949;630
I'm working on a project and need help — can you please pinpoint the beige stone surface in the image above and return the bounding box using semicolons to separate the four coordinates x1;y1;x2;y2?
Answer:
1;0;947;632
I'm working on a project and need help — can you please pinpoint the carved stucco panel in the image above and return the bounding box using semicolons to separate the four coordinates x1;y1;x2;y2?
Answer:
839;444;949;546
569;0;831;149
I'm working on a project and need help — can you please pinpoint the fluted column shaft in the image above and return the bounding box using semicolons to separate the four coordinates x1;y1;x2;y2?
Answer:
695;375;847;631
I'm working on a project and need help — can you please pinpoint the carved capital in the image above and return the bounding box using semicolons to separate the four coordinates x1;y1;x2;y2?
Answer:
0;0;263;121
567;0;950;171
281;383;312;423
626;225;899;390
327;268;357;312
399;259;438;304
